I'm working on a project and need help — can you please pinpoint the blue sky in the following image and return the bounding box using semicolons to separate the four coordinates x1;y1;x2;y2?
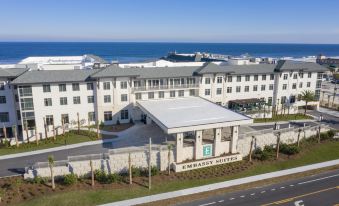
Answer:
0;0;339;43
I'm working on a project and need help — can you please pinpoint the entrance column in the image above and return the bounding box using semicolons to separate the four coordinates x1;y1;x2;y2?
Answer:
230;126;239;153
214;128;222;156
176;133;184;163
195;130;203;160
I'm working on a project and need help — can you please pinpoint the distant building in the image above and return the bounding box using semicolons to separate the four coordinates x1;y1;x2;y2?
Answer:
162;52;228;62
316;54;339;65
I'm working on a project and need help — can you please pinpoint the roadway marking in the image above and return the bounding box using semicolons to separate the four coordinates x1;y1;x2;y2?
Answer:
289;184;294;187
298;173;339;185
229;198;235;200
218;200;224;203
280;186;285;189
199;202;216;206
261;191;266;193
260;186;338;206
271;188;276;191
240;195;245;198
250;193;256;196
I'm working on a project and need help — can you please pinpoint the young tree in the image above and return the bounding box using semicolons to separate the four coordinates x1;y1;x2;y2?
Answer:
249;136;255;162
61;119;65;136
317;125;321;143
43;117;48;139
77;112;80;134
167;144;172;175
300;90;315;116
34;126;39;146
48;155;55;190
275;132;281;160
128;153;132;184
2;124;7;143
90;159;94;187
52;122;56;141
297;128;302;147
96;121;100;139
13;125;19;148
24;120;30;144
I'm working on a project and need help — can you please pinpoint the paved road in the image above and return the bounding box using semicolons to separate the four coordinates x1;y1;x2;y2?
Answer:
308;109;339;130
249;121;318;131
0;123;170;177
176;169;339;206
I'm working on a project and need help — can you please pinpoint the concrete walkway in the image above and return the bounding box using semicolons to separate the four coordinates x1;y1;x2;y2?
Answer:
100;159;339;206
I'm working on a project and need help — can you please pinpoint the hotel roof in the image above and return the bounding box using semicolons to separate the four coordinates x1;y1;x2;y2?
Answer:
0;68;28;78
137;97;252;134
197;63;276;74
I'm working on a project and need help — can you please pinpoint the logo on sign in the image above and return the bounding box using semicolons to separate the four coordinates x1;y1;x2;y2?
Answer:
203;145;212;157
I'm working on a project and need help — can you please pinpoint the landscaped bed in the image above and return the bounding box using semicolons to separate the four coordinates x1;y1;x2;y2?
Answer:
253;113;313;123
99;123;134;132
0;130;117;156
0;130;337;206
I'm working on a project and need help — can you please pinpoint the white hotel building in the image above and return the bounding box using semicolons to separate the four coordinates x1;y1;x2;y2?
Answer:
0;60;327;141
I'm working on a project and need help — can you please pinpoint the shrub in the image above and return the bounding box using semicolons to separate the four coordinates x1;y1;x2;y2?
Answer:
99;121;105;128
263;145;275;153
94;169;107;183
252;148;270;161
94;169;121;184
320;132;329;141
279;144;300;155
28;176;48;184
327;130;335;138
63;174;78;185
151;166;159;176
107;173;121;183
131;166;142;177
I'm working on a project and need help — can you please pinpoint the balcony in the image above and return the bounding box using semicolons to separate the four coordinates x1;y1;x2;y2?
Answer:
131;84;199;92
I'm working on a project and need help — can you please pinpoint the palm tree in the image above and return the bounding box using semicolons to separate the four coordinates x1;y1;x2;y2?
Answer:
34;126;39;146
275;132;281;160
90;159;94;187
297;128;302;147
48;155;55;190
300;90;315;116
249;136;255;162
167;144;172;175
77;112;80;134
128;153;132;184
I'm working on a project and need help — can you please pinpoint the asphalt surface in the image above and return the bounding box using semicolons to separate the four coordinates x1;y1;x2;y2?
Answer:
308;110;339;130
176;169;339;206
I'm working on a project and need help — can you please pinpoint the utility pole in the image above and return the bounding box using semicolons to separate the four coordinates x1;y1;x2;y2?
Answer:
148;138;152;190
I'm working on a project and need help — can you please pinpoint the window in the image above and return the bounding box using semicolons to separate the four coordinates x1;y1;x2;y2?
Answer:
170;90;176;97
261;85;266;91
121;94;128;102
148;92;154;99
87;96;94;103
0;96;6;104
104;95;111;103
245;75;250;81
120;110;129;120
104;111;112;121
88;112;95;122
159;91;165;98
299;82;303;88
59;84;66;92
103;82;110;90
217;77;222;83
283;74;288;80
253;85;258;91
236;86;241;93
254;75;258;81
205;78;210;84
227;76;232;82
292;83;297;89
120;81;127;89
281;96;287;104
293;74;298;79
0;83;4;90
270;74;274;80
205;89;211;96
178;90;184;97
307;82;311;87
267;97;273;106
72;83;80;91
44;98;52;106
21;98;34;110
216;88;222;95
43;84;51;93
244;86;249;92
227;87;232;93
283;84;287;90
262;75;266;80
135;93;141;100
61;114;69;124
45;115;53;126
134;81;141;88
308;72;312;78
189;89;196;96
317;73;323;79
60;97;67;105
87;83;93;90
299;73;304;78
236;76;241;82
290;95;296;103
73;96;81;104
269;84;274;90
19;86;32;97
316;80;322;89
0;112;9;122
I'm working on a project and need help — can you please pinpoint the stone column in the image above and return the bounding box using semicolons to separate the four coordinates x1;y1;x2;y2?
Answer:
230;126;239;153
213;128;222;156
175;133;184;163
195;130;203;160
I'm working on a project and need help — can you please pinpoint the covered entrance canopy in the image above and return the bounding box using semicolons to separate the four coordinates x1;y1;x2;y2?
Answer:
137;97;252;134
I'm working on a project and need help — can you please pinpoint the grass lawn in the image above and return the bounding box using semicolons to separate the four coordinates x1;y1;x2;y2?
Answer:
0;131;116;156
253;113;313;123
16;140;339;206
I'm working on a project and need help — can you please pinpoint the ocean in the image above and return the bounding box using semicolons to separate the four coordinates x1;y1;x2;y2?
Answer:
1;42;339;64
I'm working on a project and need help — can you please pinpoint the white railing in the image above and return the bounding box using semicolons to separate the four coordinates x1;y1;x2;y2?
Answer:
131;84;199;92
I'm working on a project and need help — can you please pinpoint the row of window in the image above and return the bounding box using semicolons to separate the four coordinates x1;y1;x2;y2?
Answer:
205;74;275;84
282;82;311;90
42;81;129;93
44;112;96;126
135;90;196;100
43;94;129;106
283;72;313;80
104;110;129;121
205;84;274;95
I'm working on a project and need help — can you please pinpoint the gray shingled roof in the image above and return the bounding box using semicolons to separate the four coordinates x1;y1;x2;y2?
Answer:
91;64;200;79
11;69;100;84
198;63;276;75
0;68;28;78
274;60;328;72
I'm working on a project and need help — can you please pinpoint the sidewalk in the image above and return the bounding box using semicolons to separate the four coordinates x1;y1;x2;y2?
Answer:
100;159;339;206
252;119;316;126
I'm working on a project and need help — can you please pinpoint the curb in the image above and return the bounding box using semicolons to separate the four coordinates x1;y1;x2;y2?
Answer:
0;138;119;160
100;159;339;206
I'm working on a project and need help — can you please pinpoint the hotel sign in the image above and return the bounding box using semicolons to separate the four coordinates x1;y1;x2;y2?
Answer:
203;144;212;157
174;154;242;172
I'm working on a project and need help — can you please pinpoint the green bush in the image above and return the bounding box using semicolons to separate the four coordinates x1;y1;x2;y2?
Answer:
94;169;121;184
131;166;142;177
28;176;48;184
151;166;159;176
327;130;335;138
94;169;107;183
107;173;121;183
252;148;270;161
279;144;300;155
63;174;78;185
320;132;329;141
263;145;275;153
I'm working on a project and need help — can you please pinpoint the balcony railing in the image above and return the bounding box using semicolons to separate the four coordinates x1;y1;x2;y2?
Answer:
131;84;199;92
